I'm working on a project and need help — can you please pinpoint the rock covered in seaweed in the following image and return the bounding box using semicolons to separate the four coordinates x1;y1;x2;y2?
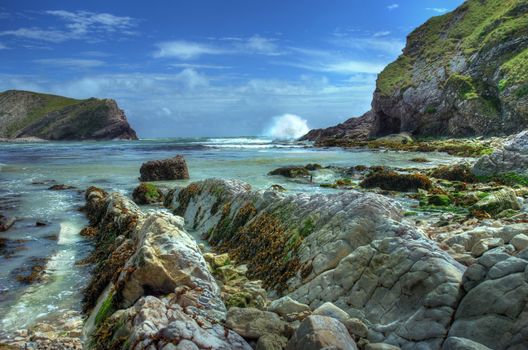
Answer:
132;182;164;204
80;186;248;350
139;154;189;181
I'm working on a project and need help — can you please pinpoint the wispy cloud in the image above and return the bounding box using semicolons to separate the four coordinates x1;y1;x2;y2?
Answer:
170;63;231;70
155;35;282;60
232;35;282;56
0;27;71;43
330;37;405;56
154;41;227;60
426;8;449;13
0;10;137;44
373;31;391;37
387;4;399;10
278;47;387;75
0;42;7;49
34;58;105;68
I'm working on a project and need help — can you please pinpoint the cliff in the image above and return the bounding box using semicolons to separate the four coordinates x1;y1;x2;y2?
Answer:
0;90;138;140
302;0;528;144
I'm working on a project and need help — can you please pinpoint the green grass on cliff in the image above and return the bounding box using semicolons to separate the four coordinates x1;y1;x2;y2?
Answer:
501;48;528;97
6;92;80;137
377;0;528;96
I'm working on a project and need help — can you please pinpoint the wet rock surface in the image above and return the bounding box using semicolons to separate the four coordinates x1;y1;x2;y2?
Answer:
139;154;190;181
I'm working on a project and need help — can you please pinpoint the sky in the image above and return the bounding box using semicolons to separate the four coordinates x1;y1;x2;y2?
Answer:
0;0;464;137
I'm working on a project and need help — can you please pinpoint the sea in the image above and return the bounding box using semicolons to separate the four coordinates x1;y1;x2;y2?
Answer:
0;137;461;333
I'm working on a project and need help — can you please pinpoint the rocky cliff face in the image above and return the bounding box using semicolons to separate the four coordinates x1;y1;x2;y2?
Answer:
302;0;528;143
0;90;138;140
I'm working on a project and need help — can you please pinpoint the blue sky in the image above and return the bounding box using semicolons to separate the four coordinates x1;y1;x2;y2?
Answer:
0;0;463;137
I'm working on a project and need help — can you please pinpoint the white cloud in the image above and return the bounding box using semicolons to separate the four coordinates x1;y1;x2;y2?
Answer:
154;35;282;60
0;42;7;49
45;10;135;35
170;63;231;70
34;58;105;68
154;41;226;60
387;4;399;10
331;37;405;56
242;35;281;55
0;10;137;44
0;27;71;43
0;69;375;137
373;31;391;37
426;8;449;13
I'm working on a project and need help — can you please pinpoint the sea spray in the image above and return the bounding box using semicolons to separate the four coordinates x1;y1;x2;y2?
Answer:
264;114;309;140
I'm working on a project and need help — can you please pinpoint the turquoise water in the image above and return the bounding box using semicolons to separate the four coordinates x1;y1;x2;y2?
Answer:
0;137;461;333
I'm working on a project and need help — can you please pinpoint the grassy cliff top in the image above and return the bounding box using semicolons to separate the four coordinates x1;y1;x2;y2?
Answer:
377;0;528;96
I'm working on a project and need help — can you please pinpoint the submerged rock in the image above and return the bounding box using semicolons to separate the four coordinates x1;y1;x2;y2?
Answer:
139;154;189;181
268;166;310;178
0;214;15;231
360;170;432;192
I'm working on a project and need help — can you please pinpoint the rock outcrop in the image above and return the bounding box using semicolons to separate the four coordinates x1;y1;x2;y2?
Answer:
302;0;528;143
0;90;137;140
164;179;528;349
139;155;190;181
80;187;249;350
473;129;528;178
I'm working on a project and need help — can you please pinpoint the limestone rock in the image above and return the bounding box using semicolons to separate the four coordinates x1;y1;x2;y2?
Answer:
448;250;528;349
442;337;492;350
512;233;528;251
267;296;311;319
312;302;350;324
365;343;401;350
165;179;465;349
139;155;189;181
286;315;358;350
474;130;528;177
255;334;289;350
225;307;287;339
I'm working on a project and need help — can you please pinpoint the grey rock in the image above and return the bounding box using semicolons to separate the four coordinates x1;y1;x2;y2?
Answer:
365;343;401;350
225;307;287;339
442;337;492;350
512;233;528;251
286;315;358;350
267;296;311;318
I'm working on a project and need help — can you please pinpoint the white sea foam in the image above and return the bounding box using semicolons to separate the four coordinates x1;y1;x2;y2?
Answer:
264;114;310;140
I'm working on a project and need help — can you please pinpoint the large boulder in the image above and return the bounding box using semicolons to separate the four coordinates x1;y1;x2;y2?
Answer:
225;307;287;340
285;315;358;350
139;155;189;181
447;249;528;349
473;130;528;177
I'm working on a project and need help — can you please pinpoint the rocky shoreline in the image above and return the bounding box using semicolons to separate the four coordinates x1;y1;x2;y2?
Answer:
2;133;528;349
